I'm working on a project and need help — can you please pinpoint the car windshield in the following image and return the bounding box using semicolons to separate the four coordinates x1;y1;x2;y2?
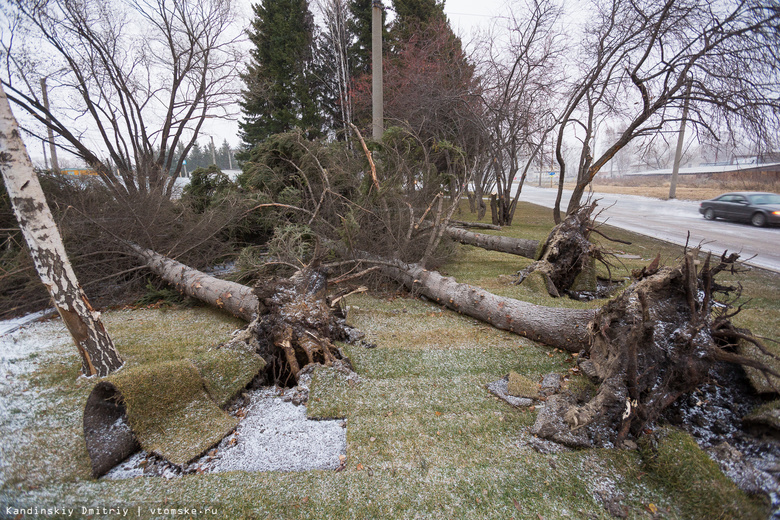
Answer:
747;194;780;205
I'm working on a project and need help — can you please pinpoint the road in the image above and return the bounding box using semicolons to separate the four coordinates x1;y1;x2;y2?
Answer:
520;186;780;273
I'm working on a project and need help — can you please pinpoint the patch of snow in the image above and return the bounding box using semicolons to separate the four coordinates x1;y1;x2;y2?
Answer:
0;318;72;487
103;387;347;479
0;308;57;337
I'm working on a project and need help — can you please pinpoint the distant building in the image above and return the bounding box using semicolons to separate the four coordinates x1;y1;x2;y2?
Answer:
624;161;780;183
61;168;98;176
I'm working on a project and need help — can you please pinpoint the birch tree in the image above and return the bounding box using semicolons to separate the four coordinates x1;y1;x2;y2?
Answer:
0;85;122;377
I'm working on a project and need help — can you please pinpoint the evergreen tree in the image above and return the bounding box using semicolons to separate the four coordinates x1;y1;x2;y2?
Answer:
347;0;387;75
217;139;234;170
391;0;446;42
240;0;323;145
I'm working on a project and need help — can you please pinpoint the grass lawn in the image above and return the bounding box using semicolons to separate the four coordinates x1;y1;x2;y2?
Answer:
0;202;775;519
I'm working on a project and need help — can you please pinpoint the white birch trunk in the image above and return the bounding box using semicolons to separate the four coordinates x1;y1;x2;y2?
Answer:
0;86;122;377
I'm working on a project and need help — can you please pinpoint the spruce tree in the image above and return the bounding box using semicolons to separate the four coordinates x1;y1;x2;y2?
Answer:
240;0;322;145
391;0;446;42
348;0;387;75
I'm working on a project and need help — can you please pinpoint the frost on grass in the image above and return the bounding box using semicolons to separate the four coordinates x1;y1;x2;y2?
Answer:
103;387;346;479
0;318;74;487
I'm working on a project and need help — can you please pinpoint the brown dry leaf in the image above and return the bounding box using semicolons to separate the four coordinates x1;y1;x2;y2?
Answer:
356;463;364;471
647;503;658;514
512;498;522;512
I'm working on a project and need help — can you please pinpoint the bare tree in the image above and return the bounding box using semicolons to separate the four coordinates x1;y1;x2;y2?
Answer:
474;0;562;225
551;0;780;222
1;0;243;200
0;84;122;376
315;0;355;141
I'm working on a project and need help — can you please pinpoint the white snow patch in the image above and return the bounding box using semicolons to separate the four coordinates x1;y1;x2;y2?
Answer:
103;387;347;479
0;318;73;487
0;308;57;338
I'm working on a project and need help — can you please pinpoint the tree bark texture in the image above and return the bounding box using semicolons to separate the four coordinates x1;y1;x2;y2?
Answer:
378;259;595;352
446;226;538;259
450;220;502;231
131;245;262;322
0;86;122;377
517;203;598;297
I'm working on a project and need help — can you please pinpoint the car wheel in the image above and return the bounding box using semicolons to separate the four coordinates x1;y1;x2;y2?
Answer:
751;212;767;227
704;208;715;220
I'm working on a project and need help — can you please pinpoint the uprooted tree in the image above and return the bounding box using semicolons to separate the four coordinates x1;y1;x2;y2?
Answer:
137;237;778;450
129;126;778;452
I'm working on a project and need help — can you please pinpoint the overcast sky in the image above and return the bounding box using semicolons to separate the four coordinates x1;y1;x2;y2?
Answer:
20;0;520;168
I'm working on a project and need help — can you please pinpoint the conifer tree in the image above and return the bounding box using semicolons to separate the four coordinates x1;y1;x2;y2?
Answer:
348;0;387;75
391;0;446;42
240;0;323;145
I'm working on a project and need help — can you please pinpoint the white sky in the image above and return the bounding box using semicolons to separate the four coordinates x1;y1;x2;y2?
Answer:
18;0;516;168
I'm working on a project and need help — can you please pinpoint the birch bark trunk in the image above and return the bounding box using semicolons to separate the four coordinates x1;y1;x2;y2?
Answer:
0;86;122;376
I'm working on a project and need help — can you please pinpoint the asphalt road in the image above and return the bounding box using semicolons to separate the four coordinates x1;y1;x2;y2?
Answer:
520;186;780;273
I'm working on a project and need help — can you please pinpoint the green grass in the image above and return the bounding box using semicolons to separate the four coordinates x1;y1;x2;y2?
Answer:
1;203;776;519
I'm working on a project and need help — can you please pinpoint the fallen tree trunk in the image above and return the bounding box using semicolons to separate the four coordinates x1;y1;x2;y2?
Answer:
450;220;502;231
131;245;262;322
134;247;353;385
377;258;594;352
446;226;538;259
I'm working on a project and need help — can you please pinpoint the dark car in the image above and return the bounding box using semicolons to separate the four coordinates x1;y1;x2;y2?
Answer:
699;191;780;227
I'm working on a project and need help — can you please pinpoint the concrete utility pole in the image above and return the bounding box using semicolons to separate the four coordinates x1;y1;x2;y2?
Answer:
39;78;59;172
669;78;692;199
372;0;384;140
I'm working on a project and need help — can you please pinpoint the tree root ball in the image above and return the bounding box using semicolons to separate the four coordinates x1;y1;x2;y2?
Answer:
532;249;777;449
224;267;356;386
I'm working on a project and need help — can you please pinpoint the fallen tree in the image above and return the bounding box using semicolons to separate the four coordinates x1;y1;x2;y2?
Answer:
374;256;593;351
136;244;777;449
445;226;538;259
134;246;354;386
449;220;502;231
131;245;262;322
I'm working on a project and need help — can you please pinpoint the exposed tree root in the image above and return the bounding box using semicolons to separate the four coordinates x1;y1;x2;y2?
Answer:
135;247;356;386
213;265;356;386
533;249;779;449
516;202;616;297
